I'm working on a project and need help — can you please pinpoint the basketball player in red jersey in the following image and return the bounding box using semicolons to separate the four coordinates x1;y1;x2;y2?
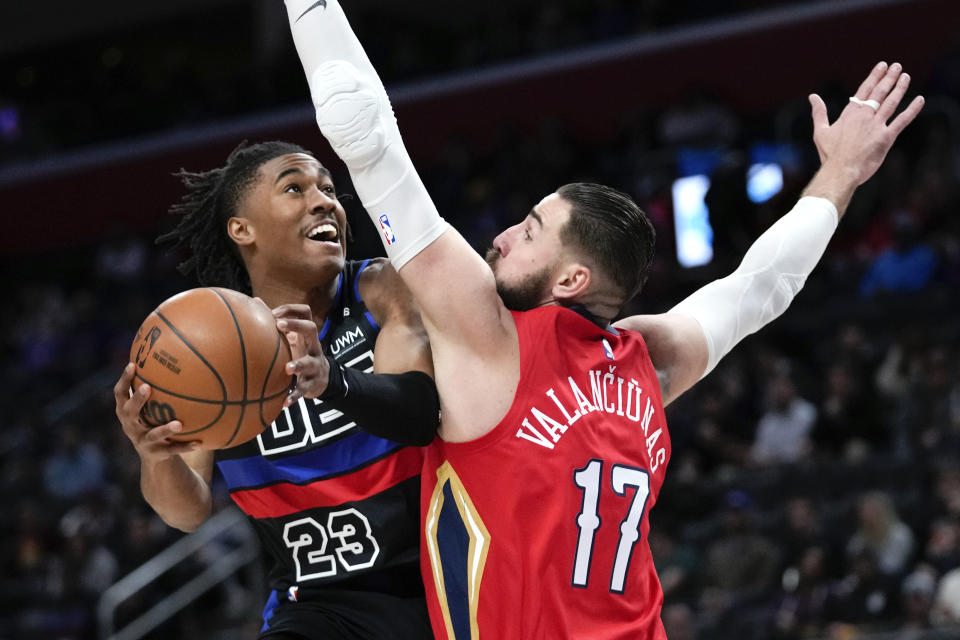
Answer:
114;141;438;638
285;1;925;636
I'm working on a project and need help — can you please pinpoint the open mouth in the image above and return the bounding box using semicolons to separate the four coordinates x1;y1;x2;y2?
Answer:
305;222;339;243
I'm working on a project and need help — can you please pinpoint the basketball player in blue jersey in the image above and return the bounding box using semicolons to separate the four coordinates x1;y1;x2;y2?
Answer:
114;141;437;638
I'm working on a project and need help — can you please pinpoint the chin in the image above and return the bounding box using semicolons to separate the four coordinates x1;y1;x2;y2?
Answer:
307;253;346;279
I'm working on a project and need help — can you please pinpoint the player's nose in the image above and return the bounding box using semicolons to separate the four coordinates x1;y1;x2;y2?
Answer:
307;186;337;213
492;231;509;258
492;224;519;257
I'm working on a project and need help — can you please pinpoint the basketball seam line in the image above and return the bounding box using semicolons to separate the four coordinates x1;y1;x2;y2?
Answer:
212;288;250;447
154;308;228;433
133;373;288;435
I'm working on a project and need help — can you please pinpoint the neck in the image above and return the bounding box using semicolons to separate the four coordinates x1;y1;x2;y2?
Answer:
553;293;619;327
250;274;340;327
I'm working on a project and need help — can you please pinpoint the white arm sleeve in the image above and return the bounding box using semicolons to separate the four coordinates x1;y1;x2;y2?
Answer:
670;196;839;378
284;0;448;268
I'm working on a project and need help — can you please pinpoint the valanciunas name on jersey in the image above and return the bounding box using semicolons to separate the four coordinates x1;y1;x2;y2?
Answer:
515;364;667;474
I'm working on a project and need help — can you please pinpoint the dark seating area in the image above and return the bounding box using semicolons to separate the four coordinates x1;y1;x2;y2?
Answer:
1;1;958;638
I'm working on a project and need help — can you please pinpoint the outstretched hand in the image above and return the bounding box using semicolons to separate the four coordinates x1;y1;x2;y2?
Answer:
808;61;924;188
273;303;331;407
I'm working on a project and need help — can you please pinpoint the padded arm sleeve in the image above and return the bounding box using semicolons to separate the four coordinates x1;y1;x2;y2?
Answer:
284;0;448;268
320;355;440;446
670;196;839;378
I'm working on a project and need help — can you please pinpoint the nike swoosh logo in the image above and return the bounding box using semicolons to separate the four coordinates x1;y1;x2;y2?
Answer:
297;0;327;22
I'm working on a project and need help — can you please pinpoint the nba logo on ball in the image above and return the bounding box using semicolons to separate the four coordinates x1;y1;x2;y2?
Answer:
379;214;396;246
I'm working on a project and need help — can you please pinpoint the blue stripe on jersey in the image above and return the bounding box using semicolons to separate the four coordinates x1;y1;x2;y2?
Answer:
438;482;472;640
216;430;404;491
260;589;281;632
364;310;380;332
318;272;345;341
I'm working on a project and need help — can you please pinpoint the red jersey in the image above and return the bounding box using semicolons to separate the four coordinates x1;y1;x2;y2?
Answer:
421;306;671;639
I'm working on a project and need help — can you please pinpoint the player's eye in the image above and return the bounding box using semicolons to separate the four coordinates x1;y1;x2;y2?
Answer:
284;183;302;194
321;185;337;196
524;228;532;241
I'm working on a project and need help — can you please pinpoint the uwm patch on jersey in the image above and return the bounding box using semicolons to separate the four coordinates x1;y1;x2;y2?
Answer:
214;260;424;597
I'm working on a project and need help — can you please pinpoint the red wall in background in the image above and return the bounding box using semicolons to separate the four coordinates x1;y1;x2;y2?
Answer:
2;0;957;255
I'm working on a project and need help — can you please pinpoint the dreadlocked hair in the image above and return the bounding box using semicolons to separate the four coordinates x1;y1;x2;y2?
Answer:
157;140;322;294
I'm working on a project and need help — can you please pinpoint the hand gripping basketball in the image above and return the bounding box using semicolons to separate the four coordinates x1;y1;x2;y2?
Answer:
114;363;202;460
129;288;293;450
273;303;332;406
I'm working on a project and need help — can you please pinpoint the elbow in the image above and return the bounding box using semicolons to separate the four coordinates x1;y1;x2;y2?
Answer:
741;267;805;332
164;509;211;533
150;498;213;533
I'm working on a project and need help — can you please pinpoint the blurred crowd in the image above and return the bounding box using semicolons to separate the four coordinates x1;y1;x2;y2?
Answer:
0;0;813;164
2;4;960;640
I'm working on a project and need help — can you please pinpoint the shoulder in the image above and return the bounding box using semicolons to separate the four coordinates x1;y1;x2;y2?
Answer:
356;258;418;326
613;312;708;406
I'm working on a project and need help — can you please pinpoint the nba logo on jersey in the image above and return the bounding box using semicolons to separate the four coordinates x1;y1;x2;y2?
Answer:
287;586;299;602
379;214;396;246
602;338;615;360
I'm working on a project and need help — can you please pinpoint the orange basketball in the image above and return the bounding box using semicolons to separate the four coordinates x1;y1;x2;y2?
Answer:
129;287;293;449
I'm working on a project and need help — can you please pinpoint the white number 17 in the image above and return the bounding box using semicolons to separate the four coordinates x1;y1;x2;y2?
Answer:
572;459;651;594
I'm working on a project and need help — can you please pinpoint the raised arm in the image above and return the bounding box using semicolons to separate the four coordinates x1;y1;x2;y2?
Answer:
282;0;512;353
284;0;520;441
616;62;924;405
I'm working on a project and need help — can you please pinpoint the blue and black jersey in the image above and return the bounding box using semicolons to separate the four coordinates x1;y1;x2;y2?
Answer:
214;260;427;637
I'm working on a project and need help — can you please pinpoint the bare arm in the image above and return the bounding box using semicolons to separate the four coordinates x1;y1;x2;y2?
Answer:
115;363;213;532
360;258;436;377
285;0;519;441
613;313;708;406
617;62;924;405
284;0;512;355
273;262;442;445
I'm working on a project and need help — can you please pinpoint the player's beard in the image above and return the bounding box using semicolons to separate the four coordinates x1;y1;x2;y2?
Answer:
485;248;553;311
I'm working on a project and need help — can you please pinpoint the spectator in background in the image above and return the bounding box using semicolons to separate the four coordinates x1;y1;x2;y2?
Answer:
847;491;916;577
859;212;938;299
650;526;701;604
907;347;959;456
767;545;830;640
922;517;960;576
933;463;960;520
824;549;900;628
687;384;753;473
931;566;960;626
59;528;119;606
778;497;835;573
814;361;884;460
42;424;107;501
701;491;779;634
752;372;817;466
662;602;700;640
898;564;938;633
875;327;928;458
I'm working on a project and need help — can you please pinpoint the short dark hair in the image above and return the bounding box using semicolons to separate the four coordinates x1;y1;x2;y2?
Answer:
157;140;324;294
556;182;656;304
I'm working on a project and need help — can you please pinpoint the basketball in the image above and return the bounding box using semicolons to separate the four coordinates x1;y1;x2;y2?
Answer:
129;287;293;449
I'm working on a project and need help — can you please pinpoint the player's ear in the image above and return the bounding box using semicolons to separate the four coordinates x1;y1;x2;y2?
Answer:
552;262;591;301
227;217;255;246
